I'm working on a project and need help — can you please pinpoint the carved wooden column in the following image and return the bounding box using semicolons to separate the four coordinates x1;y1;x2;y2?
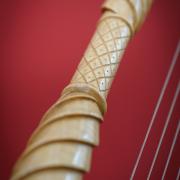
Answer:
11;0;153;180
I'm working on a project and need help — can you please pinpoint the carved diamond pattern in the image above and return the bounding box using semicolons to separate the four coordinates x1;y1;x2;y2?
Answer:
71;17;130;97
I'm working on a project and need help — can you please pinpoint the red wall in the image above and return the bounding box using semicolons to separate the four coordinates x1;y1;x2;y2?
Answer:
1;0;180;179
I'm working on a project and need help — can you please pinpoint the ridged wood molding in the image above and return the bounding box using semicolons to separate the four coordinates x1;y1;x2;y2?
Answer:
11;0;153;180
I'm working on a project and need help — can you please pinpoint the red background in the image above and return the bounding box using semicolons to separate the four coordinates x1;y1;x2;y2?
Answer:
1;0;180;179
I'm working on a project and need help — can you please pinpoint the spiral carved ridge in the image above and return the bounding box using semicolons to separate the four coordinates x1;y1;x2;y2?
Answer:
11;0;152;180
11;85;105;180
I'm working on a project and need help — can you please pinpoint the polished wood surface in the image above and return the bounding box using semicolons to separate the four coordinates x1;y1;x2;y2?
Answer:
11;0;152;179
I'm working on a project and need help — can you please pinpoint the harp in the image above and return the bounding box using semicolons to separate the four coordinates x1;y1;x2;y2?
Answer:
11;0;153;179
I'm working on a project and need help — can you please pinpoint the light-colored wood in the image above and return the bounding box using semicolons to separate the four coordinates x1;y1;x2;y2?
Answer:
11;0;153;179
